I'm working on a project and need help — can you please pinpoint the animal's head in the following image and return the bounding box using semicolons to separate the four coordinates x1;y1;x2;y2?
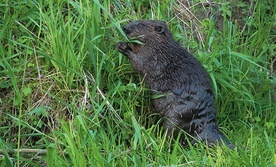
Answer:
122;20;173;46
116;20;176;73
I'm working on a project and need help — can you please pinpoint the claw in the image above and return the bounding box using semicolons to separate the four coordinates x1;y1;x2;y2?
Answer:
115;42;128;52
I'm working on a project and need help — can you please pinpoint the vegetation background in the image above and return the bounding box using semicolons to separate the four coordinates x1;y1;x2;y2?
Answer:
0;0;275;166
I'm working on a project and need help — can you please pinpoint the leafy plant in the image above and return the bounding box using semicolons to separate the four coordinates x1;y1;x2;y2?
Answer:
0;0;275;166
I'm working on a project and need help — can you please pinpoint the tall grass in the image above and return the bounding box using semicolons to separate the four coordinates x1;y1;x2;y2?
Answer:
0;0;275;166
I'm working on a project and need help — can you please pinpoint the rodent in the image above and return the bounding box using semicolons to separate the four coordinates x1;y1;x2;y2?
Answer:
115;20;233;148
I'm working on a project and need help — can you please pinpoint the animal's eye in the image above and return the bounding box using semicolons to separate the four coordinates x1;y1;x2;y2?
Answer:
137;23;143;28
154;26;164;34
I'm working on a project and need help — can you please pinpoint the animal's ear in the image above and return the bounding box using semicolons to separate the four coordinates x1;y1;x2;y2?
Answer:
154;26;165;34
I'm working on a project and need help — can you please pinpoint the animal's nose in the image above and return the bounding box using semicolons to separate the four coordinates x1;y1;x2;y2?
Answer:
123;24;132;35
122;27;127;33
123;26;131;34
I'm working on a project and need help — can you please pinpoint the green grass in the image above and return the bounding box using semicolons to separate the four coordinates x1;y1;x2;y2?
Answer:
0;0;275;166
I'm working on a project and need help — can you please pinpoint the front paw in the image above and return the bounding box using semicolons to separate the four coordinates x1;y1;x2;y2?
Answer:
115;42;129;53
